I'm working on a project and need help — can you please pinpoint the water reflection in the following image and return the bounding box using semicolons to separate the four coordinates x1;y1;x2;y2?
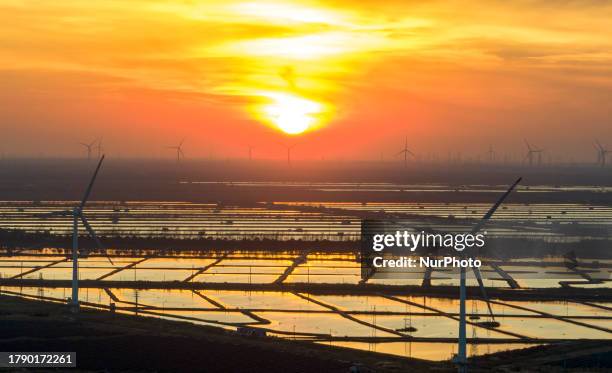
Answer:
1;284;610;361
1;250;610;361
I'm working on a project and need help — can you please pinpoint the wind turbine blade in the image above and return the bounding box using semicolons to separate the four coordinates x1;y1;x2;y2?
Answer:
80;214;102;248
407;150;415;157
396;150;406;156
472;266;495;320
179;149;185;157
523;139;532;151
595;140;604;151
80;214;113;265
471;177;521;234
79;155;105;210
179;138;185;147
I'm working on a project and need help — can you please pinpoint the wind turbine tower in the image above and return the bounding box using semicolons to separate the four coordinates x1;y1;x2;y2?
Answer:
283;144;297;167
487;145;495;162
595;141;610;167
397;137;415;168
168;139;185;162
524;140;543;166
96;138;103;159
248;145;255;161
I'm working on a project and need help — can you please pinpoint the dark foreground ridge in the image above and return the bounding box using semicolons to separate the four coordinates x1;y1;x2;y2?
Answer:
1;295;610;372
0;294;445;373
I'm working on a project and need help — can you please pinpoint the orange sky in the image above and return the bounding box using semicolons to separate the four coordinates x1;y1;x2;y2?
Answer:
0;0;611;160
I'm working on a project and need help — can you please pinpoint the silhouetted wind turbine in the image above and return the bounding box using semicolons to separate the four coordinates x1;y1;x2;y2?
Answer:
96;138;103;159
275;139;298;167
247;145;255;161
455;177;521;372
80;139;97;161
487;145;495;162
39;155;112;313
594;141;610;167
168;139;185;162
396;137;415;168
594;143;602;165
524;139;543;166
285;144;297;166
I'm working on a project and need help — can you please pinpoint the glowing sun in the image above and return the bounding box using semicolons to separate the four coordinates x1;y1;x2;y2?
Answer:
261;92;323;135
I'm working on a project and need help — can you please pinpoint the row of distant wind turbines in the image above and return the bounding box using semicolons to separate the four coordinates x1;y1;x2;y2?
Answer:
79;137;612;168
81;137;187;162
398;138;612;167
80;137;294;165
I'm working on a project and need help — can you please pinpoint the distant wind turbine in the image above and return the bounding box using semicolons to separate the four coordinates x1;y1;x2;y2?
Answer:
80;139;97;161
96;138;103;159
396;137;415;168
284;144;297;166
247;145;255;161
523;139;543;166
487;145;495;162
594;141;610;167
168;139;185;162
274;139;299;167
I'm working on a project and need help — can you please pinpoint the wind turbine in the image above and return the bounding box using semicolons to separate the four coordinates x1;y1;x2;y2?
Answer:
80;139;97;161
487;145;495;162
41;155;112;313
247;145;255;161
96;138;103;159
455;177;521;372
282;143;297;166
396;137;415;168
594;143;602;165
594;141;610;167
523;139;543;166
168;139;185;162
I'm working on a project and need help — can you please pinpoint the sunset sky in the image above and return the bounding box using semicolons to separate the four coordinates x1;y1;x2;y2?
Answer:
1;0;611;160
